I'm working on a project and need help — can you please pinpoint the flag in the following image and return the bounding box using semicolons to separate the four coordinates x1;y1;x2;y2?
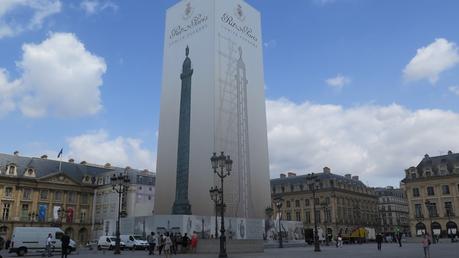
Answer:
57;148;63;158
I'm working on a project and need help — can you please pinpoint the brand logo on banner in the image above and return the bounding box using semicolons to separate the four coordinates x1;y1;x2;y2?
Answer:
183;2;194;20
234;4;245;22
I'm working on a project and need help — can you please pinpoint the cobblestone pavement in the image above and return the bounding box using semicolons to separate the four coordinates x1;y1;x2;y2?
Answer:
0;242;457;258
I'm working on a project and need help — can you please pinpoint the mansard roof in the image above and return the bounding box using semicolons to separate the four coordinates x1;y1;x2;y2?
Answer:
271;171;367;188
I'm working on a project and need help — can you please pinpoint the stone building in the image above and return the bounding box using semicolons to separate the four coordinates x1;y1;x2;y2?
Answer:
402;151;459;238
0;152;155;243
374;186;409;236
270;167;379;241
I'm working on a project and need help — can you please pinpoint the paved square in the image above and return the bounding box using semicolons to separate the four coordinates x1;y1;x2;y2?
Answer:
1;242;456;258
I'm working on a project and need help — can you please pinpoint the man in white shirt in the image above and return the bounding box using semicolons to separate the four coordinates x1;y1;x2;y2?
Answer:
45;233;53;257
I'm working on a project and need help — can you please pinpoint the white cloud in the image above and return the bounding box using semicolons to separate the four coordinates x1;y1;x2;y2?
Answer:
403;38;459;84
263;39;277;49
0;68;21;117
80;0;118;15
325;74;350;89
17;32;106;117
449;86;459;96
67;130;155;170
266;98;459;186
0;0;61;39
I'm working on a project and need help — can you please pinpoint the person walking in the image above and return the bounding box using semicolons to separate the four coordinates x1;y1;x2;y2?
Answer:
44;233;53;257
158;234;165;255
164;233;172;258
191;232;198;253
60;233;70;258
181;233;189;253
147;232;157;255
376;233;383;251
336;233;343;248
397;232;402;247
422;233;431;258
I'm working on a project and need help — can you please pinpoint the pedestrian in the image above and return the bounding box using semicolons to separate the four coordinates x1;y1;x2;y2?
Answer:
164;233;172;258
5;239;11;250
337;233;343;248
61;233;70;258
44;233;53;257
146;232;157;255
181;233;189;252
158;234;164;255
191;231;198;253
171;233;177;255
397;232;402;247
422;233;431;258
376;233;382;251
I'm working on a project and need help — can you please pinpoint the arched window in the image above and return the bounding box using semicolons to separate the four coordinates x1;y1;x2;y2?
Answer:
416;222;426;236
7;165;16;175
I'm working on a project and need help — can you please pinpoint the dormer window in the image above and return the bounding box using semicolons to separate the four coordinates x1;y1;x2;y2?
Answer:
25;168;36;177
7;165;16;176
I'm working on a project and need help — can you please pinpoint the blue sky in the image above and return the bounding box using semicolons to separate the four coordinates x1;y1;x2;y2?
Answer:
1;0;459;186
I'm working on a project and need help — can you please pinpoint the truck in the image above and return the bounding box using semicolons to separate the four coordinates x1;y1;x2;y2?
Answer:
9;227;76;256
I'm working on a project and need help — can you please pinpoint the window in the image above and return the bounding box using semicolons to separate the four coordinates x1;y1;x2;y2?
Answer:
21;204;29;220
314;198;319;205
445;202;453;216
325;197;330;205
23;188;32;200
67;192;76;203
281;186;285;193
54;191;62;202
2;203;10;220
315;210;321;223
325;209;331;223
4;187;12;198
290;185;294;192
40;190;48;200
286;201;291;208
26;168;34;176
305;211;311;224
427;187;435;196
272;187;276;194
295;200;300;207
80;209;87;223
7;165;15;175
286;212;292;221
415;204;423;218
305;199;310;206
295;211;301;221
427;203;438;217
81;193;89;205
442;185;450;195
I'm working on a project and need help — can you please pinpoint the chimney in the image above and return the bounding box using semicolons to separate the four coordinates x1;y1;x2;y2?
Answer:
352;176;359;181
13;151;19;156
41;155;48;159
424;154;430;159
80;161;87;165
280;173;286;179
323;167;331;174
68;158;74;163
287;172;296;177
345;174;352;179
104;163;111;168
448;150;453;155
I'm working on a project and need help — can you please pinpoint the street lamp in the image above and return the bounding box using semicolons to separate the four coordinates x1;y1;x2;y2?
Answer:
209;186;220;238
210;152;232;258
111;170;130;254
424;200;435;244
306;173;321;252
321;201;329;246
273;196;284;248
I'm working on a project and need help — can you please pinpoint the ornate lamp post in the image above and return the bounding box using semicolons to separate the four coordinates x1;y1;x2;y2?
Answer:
273;196;284;248
210;152;232;258
306;173;321;252
209;186;220;238
424;200;435;244
111;171;130;254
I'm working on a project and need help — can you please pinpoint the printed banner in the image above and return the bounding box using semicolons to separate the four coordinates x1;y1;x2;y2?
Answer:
38;204;47;221
53;206;61;220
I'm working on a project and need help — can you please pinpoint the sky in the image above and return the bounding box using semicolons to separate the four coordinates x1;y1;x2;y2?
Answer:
1;0;459;187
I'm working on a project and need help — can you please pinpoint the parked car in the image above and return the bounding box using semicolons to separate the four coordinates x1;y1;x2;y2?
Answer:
97;236;125;250
9;227;76;257
120;235;148;250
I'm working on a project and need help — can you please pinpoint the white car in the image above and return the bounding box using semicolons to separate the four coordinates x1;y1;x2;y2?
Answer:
9;227;76;257
120;235;148;250
97;236;126;250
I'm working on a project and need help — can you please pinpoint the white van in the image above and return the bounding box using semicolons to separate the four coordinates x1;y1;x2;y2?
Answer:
97;236;126;250
10;227;76;256
120;235;148;250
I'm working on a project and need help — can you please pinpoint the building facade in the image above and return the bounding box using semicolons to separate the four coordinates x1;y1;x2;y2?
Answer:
270;167;379;241
0;152;155;243
402;151;459;238
374;186;409;236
